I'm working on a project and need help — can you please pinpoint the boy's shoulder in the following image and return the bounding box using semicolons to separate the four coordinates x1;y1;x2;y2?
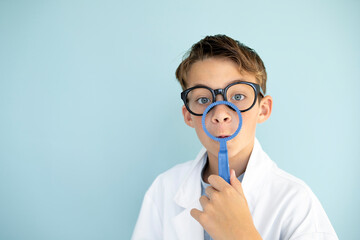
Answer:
145;148;207;201
270;163;311;191
153;148;207;186
244;142;323;214
156;160;195;185
154;157;201;188
250;143;312;193
261;151;317;202
142;157;201;211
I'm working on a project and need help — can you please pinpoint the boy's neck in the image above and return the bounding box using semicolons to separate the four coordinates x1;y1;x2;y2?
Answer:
202;140;254;184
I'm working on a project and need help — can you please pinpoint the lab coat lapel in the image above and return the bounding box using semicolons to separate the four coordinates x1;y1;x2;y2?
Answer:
173;148;207;240
241;138;272;214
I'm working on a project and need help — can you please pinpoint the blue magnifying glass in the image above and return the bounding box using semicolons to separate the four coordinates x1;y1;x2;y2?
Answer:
201;101;243;184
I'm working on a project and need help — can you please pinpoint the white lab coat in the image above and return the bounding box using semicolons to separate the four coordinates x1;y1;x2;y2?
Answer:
132;139;338;240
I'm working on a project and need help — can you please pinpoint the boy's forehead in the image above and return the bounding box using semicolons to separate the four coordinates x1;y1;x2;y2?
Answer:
186;58;258;89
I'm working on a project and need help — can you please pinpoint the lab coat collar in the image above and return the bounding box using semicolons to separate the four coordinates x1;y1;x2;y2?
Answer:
173;138;272;239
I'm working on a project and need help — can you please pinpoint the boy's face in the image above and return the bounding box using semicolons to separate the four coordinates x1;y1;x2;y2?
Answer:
182;57;272;165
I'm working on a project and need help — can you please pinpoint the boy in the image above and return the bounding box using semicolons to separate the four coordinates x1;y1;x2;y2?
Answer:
132;35;338;240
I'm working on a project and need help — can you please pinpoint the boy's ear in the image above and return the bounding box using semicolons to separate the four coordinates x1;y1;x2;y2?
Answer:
257;95;273;124
182;105;195;128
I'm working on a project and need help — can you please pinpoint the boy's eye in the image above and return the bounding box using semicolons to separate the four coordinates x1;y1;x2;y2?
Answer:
196;97;211;104
231;94;245;101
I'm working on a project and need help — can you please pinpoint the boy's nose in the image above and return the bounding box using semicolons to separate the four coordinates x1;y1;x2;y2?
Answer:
211;104;232;123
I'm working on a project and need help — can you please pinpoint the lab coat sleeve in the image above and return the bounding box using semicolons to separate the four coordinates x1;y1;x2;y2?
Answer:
131;193;162;240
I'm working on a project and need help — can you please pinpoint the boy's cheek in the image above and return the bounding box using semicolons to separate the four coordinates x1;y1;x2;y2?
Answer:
192;117;203;129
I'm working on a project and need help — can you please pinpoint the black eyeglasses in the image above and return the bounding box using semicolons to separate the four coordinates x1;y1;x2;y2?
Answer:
181;81;264;116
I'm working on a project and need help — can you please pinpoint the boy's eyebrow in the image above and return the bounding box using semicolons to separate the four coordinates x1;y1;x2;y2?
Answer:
191;79;245;89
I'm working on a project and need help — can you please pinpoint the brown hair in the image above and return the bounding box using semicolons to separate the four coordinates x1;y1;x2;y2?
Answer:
175;34;267;95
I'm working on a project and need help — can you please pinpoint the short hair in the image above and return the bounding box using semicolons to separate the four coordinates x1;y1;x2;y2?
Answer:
175;34;267;95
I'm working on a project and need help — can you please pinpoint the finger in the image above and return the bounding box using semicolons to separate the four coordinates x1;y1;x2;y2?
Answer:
199;195;210;208
205;186;217;198
230;169;244;196
208;174;229;191
190;208;203;223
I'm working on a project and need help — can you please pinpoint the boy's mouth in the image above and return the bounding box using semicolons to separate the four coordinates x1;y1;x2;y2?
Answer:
217;135;230;138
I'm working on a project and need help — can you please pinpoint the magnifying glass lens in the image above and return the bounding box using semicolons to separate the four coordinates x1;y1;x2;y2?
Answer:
204;104;240;139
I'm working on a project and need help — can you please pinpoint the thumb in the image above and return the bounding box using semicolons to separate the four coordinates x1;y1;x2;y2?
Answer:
230;169;244;195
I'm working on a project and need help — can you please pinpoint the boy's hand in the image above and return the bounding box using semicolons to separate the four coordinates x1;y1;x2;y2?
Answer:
190;169;262;240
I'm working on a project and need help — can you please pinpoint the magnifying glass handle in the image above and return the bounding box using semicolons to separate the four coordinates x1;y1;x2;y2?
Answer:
218;140;230;184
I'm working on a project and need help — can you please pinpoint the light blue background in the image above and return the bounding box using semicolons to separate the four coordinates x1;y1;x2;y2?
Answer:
1;0;359;239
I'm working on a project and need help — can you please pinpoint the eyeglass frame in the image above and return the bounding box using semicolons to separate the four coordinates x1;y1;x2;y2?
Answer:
180;80;265;116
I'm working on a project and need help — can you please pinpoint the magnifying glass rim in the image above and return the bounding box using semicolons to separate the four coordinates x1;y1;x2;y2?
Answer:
201;101;242;142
